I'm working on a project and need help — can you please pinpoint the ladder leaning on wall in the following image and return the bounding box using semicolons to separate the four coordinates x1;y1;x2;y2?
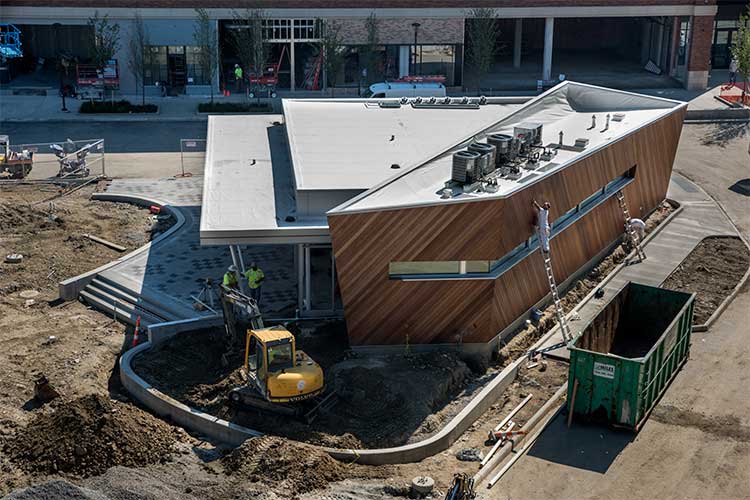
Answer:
615;190;647;262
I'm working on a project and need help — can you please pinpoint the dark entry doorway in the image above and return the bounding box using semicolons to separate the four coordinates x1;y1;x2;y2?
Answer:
167;46;187;93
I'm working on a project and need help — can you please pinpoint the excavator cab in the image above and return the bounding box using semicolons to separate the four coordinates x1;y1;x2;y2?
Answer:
242;326;324;403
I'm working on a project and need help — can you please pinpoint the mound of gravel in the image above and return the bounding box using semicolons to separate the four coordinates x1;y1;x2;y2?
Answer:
3;395;177;477
222;436;348;495
3;479;109;500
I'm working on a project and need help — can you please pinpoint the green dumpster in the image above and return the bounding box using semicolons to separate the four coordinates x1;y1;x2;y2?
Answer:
568;282;695;430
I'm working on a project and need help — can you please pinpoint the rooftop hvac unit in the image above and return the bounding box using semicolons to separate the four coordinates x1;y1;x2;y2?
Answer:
468;142;496;175
514;122;543;146
451;150;481;184
487;133;513;164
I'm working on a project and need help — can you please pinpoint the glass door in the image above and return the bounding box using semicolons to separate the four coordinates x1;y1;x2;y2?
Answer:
301;244;342;316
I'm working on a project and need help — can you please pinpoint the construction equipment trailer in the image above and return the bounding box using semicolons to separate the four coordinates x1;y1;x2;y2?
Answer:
0;135;34;179
219;285;336;422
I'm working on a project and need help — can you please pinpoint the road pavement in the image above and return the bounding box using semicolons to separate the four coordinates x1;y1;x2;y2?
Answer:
0;121;208;179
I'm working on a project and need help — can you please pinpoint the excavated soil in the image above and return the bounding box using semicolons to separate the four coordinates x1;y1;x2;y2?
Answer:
497;201;674;365
134;325;473;449
2;394;179;478
661;237;749;324
221;436;390;498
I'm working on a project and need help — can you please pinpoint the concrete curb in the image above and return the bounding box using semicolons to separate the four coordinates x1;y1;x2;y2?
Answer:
147;315;224;344
119;341;263;446
473;383;567;487
58;193;186;300
689;238;750;333
684;107;750;122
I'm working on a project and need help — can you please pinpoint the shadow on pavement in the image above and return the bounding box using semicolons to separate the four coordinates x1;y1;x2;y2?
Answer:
526;411;634;474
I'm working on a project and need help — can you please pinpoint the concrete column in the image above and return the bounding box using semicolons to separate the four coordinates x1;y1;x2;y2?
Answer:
640;19;652;65
399;45;410;77
685;15;714;90
296;244;305;313
513;19;523;69
290;27;296;93
654;19;665;69
542;17;554;81
290;42;296;93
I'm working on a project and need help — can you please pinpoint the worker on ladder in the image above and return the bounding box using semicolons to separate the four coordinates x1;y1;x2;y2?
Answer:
532;199;551;253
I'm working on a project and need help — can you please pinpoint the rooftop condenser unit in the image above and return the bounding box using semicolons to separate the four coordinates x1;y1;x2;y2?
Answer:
451;150;481;184
468;142;496;176
487;133;514;164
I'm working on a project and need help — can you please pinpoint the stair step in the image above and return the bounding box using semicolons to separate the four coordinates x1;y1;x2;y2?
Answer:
94;273;185;320
82;285;167;325
79;290;161;328
88;278;179;322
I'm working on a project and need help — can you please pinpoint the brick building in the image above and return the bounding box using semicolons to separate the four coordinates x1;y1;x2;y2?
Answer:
0;0;740;95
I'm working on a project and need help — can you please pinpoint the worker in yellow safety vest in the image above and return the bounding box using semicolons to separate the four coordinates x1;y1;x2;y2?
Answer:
244;262;265;304
234;64;243;92
223;265;239;289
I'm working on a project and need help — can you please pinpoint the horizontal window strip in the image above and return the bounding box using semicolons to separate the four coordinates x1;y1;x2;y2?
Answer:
389;174;634;282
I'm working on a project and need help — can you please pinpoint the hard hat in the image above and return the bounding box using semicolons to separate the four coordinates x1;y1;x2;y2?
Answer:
228;265;237;272
234;64;239;68
250;262;257;268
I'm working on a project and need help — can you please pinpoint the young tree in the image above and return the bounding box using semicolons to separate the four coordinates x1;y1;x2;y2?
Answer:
466;8;500;94
731;5;750;105
320;19;344;97
193;8;219;103
127;11;150;105
359;12;380;88
229;8;269;97
88;11;121;70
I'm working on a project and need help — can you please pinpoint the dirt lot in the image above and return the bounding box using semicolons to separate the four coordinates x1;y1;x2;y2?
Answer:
0;182;171;494
661;236;749;324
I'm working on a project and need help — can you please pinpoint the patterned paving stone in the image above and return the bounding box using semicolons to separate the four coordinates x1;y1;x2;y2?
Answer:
99;177;296;318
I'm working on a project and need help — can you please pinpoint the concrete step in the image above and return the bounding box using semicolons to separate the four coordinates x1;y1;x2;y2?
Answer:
89;277;179;322
95;272;193;321
80;285;166;327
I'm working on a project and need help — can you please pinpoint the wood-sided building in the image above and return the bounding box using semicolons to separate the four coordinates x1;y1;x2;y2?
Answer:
327;81;686;351
200;81;686;352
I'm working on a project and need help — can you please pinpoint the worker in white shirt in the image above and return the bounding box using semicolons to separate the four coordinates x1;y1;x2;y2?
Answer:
532;199;551;253
628;217;646;242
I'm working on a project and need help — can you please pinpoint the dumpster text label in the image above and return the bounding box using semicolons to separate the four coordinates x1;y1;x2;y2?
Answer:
593;362;616;379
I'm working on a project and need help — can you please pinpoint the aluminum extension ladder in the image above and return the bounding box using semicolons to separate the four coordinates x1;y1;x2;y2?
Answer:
540;241;573;342
615;190;646;261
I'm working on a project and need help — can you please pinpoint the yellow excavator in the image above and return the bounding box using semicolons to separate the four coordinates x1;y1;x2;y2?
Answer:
219;285;335;422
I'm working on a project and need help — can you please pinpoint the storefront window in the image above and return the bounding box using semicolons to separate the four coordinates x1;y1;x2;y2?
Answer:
412;45;457;85
144;46;167;85
186;46;208;85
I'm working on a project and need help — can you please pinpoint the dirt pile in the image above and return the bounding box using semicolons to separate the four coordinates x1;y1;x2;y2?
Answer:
222;436;350;496
3;395;177;477
0;202;64;233
662;236;749;324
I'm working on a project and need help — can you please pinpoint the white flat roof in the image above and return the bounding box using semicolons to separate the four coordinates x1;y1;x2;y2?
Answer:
201;98;526;245
283;98;525;191
200;115;329;246
331;82;687;214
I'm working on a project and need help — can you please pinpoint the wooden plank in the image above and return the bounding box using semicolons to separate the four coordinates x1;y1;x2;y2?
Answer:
82;233;127;252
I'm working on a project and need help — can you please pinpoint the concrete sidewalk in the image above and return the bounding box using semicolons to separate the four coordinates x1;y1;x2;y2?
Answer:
0;77;737;124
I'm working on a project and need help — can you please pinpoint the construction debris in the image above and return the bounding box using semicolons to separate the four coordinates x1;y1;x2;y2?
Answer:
456;448;484;462
411;475;435;497
82;233;127;252
33;374;60;404
4;253;23;264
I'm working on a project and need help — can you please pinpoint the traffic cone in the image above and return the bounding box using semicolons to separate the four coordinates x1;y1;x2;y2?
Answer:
132;316;141;347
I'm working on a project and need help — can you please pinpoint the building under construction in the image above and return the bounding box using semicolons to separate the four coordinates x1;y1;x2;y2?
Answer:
200;81;687;351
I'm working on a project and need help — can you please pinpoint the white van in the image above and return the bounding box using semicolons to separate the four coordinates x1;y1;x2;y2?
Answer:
366;82;446;99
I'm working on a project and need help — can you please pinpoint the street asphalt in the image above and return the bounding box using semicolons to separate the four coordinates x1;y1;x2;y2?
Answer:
0;121;207;153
